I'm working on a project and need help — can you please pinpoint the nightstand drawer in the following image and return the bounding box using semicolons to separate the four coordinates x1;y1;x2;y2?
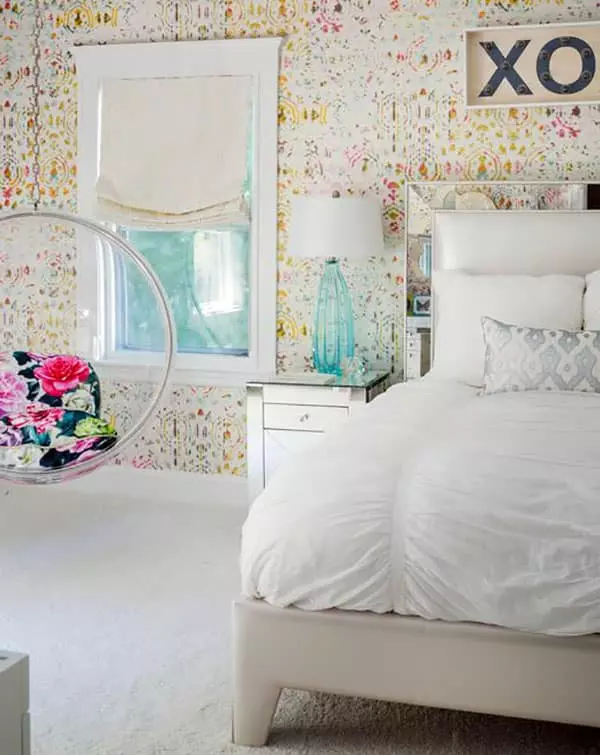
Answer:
262;384;351;407
263;403;348;433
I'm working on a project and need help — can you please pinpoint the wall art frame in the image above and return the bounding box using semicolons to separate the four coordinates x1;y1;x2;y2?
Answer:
465;21;600;109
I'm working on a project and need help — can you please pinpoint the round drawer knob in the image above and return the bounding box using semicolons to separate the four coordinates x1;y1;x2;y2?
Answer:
299;413;310;422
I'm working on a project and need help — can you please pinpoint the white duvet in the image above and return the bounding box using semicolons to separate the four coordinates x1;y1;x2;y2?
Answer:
240;378;600;636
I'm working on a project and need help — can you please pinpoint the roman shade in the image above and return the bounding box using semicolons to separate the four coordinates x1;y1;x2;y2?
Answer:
94;75;252;228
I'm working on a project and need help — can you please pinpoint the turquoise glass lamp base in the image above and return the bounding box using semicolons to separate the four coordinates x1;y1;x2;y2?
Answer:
312;258;355;376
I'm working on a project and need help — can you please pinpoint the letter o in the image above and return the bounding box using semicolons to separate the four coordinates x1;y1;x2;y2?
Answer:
537;36;596;95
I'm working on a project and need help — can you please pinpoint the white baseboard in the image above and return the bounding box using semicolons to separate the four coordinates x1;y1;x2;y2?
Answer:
62;466;247;507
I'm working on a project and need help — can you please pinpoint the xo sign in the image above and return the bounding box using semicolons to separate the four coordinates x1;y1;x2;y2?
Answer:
466;23;600;108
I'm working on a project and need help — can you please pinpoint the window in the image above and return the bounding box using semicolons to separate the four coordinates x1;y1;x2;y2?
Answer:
73;39;280;383
115;226;250;356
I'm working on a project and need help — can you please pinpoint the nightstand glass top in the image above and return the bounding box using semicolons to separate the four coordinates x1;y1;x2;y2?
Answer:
248;370;390;389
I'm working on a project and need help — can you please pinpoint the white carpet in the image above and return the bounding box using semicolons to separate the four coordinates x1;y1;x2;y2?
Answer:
0;484;599;754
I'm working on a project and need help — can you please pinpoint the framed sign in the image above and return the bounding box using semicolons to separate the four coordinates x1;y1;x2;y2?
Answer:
465;21;600;108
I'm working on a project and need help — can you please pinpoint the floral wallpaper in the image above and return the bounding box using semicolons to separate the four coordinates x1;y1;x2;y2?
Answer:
1;0;600;476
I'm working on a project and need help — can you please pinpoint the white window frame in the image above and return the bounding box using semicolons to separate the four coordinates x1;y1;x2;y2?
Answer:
72;38;281;386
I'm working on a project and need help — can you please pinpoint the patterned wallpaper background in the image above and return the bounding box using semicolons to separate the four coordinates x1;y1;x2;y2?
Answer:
1;0;599;476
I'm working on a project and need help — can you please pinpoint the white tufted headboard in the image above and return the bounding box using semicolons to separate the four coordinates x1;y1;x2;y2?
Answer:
429;210;600;367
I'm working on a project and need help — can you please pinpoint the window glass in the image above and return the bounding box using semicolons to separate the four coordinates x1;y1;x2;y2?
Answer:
115;227;250;356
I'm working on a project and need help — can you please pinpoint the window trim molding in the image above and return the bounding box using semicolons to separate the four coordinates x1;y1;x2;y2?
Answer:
72;38;282;383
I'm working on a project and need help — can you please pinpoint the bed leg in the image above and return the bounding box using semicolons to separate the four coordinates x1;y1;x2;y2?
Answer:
232;678;281;746
232;599;281;745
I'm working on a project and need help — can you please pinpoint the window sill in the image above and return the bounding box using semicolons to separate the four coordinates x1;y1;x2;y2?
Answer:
94;361;270;388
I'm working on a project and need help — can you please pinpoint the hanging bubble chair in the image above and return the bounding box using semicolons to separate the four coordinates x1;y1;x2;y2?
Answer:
0;210;174;485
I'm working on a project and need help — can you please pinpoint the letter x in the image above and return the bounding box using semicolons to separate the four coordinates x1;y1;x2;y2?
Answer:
478;40;533;97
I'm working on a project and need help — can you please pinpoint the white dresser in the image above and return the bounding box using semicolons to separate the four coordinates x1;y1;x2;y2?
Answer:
247;371;390;502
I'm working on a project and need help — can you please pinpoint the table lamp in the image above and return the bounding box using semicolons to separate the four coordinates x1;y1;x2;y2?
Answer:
289;193;384;376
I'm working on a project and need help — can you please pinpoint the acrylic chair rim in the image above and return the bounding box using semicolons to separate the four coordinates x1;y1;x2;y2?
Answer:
0;208;175;484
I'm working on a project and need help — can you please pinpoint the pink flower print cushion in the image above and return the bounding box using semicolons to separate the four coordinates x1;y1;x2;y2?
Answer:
0;350;114;470
33;355;91;397
0;423;23;447
0;371;28;416
9;403;65;434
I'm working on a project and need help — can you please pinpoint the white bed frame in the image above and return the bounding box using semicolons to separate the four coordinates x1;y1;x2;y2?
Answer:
232;210;600;746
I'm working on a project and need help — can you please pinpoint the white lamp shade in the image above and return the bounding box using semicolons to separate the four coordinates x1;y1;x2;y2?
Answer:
288;196;385;260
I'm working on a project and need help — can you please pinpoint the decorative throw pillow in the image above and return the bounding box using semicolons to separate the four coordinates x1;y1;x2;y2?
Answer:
481;317;600;396
0;350;117;469
431;271;584;386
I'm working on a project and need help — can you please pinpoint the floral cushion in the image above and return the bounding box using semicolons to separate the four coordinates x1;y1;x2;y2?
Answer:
0;351;117;470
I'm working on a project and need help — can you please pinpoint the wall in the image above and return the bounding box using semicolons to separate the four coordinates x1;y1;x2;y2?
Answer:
1;0;598;475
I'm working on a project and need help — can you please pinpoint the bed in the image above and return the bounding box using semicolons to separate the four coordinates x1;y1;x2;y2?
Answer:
233;210;600;746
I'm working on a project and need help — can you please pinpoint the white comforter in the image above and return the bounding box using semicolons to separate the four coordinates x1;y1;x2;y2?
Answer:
240;378;600;636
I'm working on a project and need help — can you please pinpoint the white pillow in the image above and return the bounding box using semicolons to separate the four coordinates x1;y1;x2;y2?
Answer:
583;269;600;329
431;271;585;386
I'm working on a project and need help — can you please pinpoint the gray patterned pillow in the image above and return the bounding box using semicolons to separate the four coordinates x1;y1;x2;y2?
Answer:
481;317;600;396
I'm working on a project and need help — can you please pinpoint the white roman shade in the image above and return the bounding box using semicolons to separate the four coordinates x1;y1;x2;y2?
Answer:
95;75;252;228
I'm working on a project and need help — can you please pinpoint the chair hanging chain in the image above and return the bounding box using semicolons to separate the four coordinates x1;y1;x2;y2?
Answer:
30;0;43;211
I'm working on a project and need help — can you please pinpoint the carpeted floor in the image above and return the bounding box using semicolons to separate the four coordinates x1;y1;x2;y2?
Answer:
0;485;599;754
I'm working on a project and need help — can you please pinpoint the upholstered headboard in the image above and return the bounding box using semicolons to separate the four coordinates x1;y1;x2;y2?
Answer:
430;210;600;368
432;210;600;276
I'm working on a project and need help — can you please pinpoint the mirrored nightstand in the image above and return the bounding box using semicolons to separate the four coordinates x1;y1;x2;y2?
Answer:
246;371;390;502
